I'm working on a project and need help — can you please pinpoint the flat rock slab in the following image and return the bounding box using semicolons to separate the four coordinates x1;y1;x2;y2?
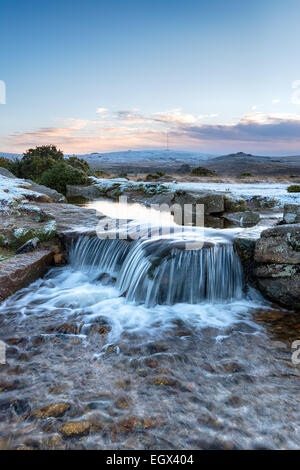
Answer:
36;203;106;239
36;202;130;244
0;250;53;302
26;180;67;203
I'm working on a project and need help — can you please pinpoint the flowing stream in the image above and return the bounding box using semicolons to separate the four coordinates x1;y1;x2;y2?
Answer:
0;201;299;449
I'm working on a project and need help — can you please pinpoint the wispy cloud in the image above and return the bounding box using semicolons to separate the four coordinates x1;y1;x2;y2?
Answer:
3;110;300;155
96;107;108;114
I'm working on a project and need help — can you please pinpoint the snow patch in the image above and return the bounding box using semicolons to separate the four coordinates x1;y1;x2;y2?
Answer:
0;174;43;214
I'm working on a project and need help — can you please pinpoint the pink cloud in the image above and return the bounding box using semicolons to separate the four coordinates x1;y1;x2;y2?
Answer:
2;110;300;155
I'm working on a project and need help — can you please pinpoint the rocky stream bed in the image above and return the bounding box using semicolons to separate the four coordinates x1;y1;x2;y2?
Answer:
0;171;300;450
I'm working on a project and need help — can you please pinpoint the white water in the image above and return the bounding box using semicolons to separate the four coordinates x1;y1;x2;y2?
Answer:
0;202;269;341
69;237;243;307
0;228;268;344
0;262;264;343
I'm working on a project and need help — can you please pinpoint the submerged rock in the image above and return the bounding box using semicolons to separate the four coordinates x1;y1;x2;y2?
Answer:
59;421;91;438
46;322;83;335
32;403;71;419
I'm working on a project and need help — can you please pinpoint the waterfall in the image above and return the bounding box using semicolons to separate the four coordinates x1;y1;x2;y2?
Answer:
68;236;244;307
69;237;131;277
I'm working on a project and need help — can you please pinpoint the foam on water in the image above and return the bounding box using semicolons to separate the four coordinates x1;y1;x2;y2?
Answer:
0;233;267;341
68;234;244;306
0;264;263;339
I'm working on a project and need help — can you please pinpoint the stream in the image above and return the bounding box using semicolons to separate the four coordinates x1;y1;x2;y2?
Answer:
0;199;299;450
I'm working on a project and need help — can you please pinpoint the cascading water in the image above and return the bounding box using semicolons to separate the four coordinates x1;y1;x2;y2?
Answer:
69;237;131;277
68;235;244;307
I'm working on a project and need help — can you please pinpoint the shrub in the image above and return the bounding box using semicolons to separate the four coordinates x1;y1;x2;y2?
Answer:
238;172;253;178
6;146;91;194
17;145;64;180
156;170;166;177
287;185;300;193
0;157;20;176
40;162;88;194
66;156;90;173
146;173;160;181
191;167;216;177
0;156;12;169
94;170;110;178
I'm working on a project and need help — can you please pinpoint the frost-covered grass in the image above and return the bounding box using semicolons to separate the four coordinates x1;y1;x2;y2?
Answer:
164;182;300;208
0;174;57;249
90;177;170;195
0;174;43;214
90;178;300;208
11;220;57;247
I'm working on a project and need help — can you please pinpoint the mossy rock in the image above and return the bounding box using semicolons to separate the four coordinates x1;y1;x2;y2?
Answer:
248;196;277;209
12;220;57;249
224;196;247;212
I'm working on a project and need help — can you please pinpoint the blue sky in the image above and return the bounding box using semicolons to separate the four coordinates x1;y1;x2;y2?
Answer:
1;0;300;155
